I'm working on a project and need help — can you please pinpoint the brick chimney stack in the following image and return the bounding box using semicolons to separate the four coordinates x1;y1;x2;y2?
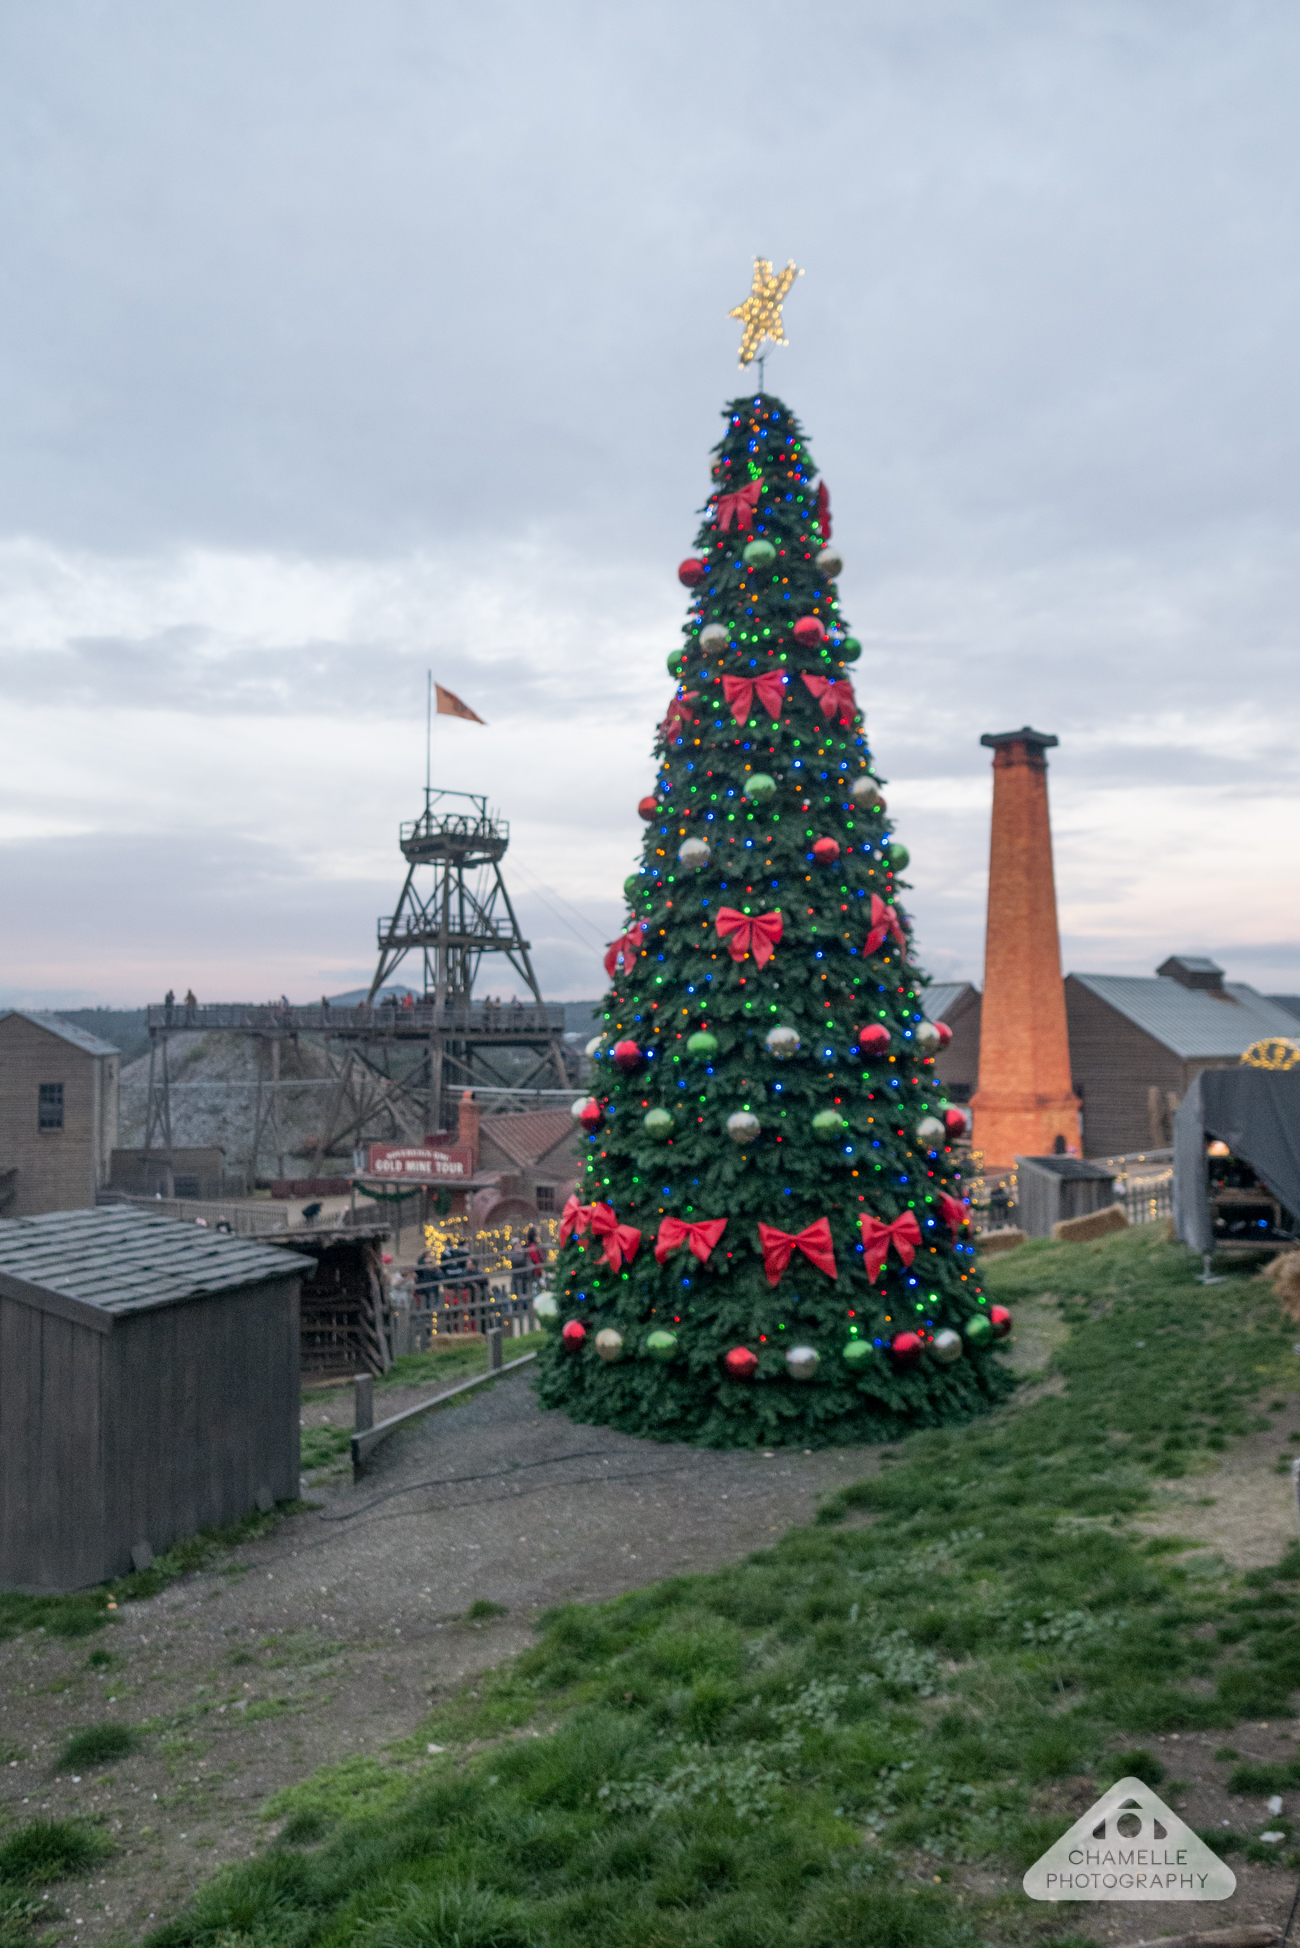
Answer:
455;1089;480;1171
969;727;1080;1169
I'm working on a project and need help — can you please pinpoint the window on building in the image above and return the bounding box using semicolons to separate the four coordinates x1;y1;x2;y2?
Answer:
535;1185;556;1212
38;1083;64;1130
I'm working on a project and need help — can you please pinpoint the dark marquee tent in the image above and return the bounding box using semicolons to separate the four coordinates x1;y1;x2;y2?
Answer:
1173;1068;1300;1255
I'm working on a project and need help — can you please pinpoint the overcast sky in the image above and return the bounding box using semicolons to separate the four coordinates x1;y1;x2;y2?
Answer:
1;0;1297;1008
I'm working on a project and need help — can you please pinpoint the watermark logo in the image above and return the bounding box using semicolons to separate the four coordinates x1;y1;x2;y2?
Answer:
1023;1775;1236;1902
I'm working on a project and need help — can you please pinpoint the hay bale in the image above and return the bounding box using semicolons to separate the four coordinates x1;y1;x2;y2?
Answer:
1263;1249;1300;1323
977;1227;1026;1256
1052;1203;1129;1244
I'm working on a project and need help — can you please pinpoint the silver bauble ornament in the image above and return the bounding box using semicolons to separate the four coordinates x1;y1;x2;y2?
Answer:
914;1021;941;1053
785;1344;820;1382
726;1110;761;1145
595;1328;624;1363
765;1024;801;1060
678;837;711;871
699;623;729;652
850;775;884;810
584;1035;604;1058
931;1328;963;1365
916;1116;946;1146
534;1291;559;1321
816;546;844;578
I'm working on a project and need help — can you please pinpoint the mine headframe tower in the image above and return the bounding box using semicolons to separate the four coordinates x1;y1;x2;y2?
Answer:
139;788;571;1181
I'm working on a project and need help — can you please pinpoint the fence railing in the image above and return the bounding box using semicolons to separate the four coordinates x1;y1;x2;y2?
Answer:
1117;1175;1174;1225
393;1283;537;1354
98;1192;291;1235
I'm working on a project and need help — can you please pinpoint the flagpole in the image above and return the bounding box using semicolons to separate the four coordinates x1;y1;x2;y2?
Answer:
425;669;433;808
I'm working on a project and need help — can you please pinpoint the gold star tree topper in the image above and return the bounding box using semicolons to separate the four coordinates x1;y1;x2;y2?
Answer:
729;257;803;368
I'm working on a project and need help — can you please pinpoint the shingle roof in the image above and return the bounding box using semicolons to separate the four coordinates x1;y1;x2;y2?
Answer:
0;1205;312;1322
478;1109;579;1171
922;982;978;1023
0;1011;120;1057
1067;974;1300;1060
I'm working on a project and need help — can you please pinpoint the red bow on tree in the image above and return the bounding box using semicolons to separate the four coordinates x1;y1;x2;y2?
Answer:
660;691;700;743
757;1217;838;1288
654;1216;728;1267
721;672;786;725
816;480;831;541
604;922;645;979
714;907;784;967
587;1202;642;1273
715;480;763;533
859;1211;922;1282
800;671;859;724
559;1195;591;1245
937;1193;971;1240
864;895;907;957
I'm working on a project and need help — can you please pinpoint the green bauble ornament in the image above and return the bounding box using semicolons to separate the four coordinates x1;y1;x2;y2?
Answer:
646;1329;678;1362
842;1338;874;1370
643;1108;674;1140
886;843;910;872
964;1313;993;1348
743;538;776;567
687;1031;718;1058
840;636;862;662
667;649;686;678
812;1109;848;1142
743;772;778;805
623;874;643;900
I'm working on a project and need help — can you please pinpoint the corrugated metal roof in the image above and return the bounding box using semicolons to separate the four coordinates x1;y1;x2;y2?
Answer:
1067;974;1300;1060
0;1206;311;1317
922;982;978;1023
0;1010;120;1057
1268;996;1300;1024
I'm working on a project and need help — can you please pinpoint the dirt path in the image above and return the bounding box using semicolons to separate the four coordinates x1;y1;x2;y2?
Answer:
0;1371;876;1947
8;1300;1300;1947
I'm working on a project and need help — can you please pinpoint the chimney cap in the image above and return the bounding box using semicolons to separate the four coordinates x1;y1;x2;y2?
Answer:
980;725;1059;751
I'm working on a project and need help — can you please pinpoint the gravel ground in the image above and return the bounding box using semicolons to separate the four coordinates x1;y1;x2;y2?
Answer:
0;1368;877;1947
7;1307;1300;1947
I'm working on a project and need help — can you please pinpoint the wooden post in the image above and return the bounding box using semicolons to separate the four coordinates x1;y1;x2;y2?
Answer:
486;1326;503;1372
354;1373;374;1431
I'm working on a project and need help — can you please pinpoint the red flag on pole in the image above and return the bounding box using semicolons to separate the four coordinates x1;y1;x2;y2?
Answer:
435;684;486;724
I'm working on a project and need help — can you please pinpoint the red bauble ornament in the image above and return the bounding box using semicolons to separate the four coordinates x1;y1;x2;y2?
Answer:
858;1024;891;1053
889;1331;923;1368
812;837;841;865
612;1039;643;1073
678;558;707;589
943;1107;968;1137
989;1305;1012;1340
935;1021;952;1048
722;1344;759;1381
577;1099;603;1133
561;1319;586;1348
637;795;659;821
792;615;827;648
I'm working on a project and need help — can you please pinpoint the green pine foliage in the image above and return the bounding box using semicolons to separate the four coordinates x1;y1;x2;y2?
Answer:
537;393;1010;1447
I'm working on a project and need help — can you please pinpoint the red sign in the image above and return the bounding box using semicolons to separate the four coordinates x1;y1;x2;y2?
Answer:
366;1145;474;1182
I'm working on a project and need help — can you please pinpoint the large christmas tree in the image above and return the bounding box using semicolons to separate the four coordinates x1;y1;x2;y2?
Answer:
536;391;1012;1448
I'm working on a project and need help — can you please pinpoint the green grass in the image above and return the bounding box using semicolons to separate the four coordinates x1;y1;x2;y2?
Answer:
0;1500;307;1644
380;1329;546;1392
143;1228;1300;1946
56;1723;140;1771
0;1818;112;1885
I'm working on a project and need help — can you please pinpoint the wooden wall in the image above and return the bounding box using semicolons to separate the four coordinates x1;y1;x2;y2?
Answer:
0;1274;300;1591
933;989;982;1103
0;1017;119;1217
1064;979;1186;1156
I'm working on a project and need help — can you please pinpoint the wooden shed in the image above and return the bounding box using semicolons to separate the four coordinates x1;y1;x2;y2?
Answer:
0;1205;308;1592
